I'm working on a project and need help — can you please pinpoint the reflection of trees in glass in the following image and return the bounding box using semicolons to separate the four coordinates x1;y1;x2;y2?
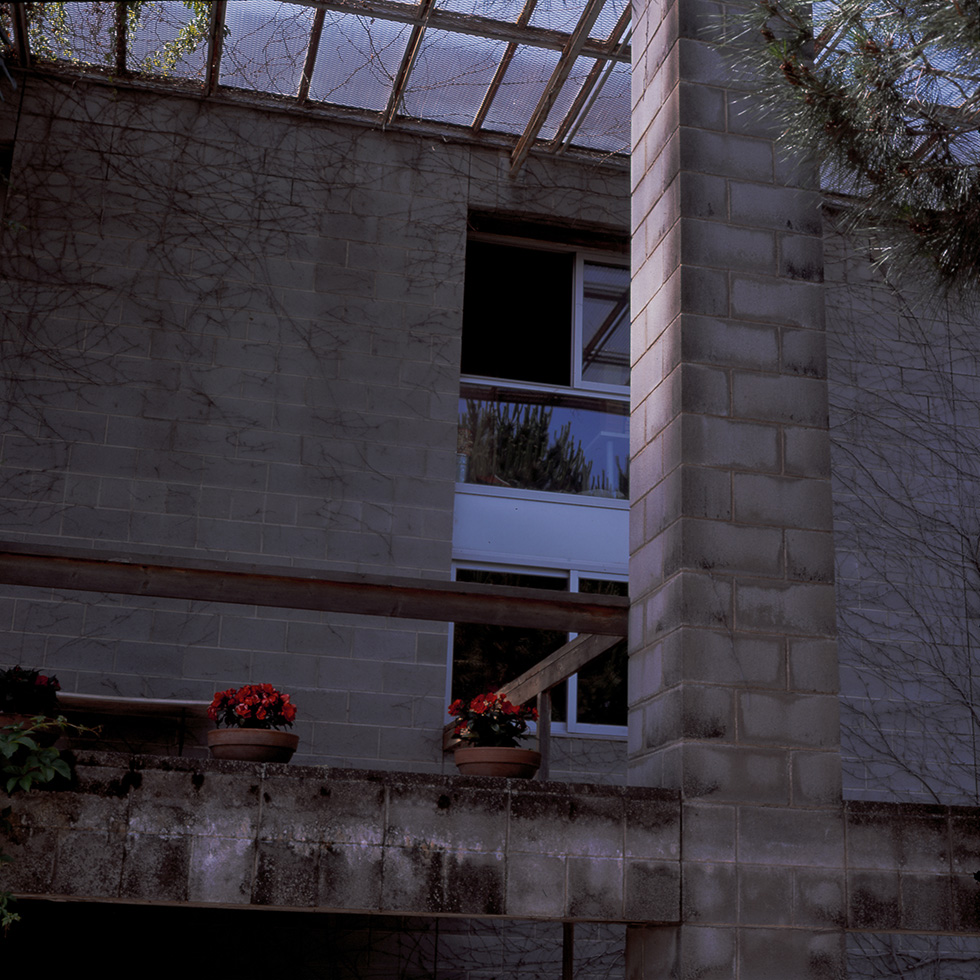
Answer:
576;580;627;726
452;569;567;720
459;400;594;494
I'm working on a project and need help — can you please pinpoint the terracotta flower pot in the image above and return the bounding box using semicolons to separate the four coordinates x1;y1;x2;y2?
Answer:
453;745;541;778
207;728;299;763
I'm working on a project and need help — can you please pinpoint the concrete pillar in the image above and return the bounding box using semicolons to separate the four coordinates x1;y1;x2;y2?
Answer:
628;0;845;975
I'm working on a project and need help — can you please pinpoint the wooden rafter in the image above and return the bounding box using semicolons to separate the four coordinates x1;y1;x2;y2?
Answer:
550;4;631;151
114;2;127;74
204;0;227;96
12;0;30;67
297;7;326;103
383;0;436;125
293;0;628;63
471;0;538;133
509;0;608;173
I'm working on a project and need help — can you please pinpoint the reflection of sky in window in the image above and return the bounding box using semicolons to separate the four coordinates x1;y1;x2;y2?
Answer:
309;14;410;111
220;1;314;96
582;262;629;387
402;31;508;125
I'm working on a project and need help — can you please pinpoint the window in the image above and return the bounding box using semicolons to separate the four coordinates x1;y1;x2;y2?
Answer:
450;566;627;734
457;238;630;499
451;232;630;736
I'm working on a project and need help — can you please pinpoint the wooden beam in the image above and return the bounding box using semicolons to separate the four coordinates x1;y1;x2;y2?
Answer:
383;0;435;125
12;1;30;67
0;543;628;635
509;0;608;173
441;631;622;749
114;2;127;74
293;0;628;63
498;631;621;706
204;1;227;96
297;7;326;103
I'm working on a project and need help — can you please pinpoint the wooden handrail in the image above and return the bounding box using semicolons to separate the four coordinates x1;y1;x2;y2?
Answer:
442;631;623;756
0;542;628;635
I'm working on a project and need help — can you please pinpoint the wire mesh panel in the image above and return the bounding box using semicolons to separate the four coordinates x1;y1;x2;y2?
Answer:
308;12;411;111
220;0;315;96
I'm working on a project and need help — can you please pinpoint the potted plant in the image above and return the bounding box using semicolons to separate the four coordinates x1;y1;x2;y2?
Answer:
448;690;541;778
207;683;299;763
0;665;61;728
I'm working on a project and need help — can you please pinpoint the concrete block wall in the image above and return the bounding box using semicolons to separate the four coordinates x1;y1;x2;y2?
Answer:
629;0;843;975
630;0;838;806
824;228;980;806
4;752;680;920
0;72;628;775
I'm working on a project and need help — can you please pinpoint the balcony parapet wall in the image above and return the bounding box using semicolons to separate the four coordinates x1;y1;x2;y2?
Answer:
4;752;680;922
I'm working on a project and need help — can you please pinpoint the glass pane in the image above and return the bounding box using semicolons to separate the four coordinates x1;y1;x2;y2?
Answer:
591;0;628;43
452;569;568;720
570;59;631;153
458;385;629;497
436;0;528;25
27;2;115;67
220;1;315;96
575;579;627;726
528;0;583;34
537;55;593;142
580;261;630;387
309;13;409;111
401;30;506;125
482;45;559;135
128;1;210;80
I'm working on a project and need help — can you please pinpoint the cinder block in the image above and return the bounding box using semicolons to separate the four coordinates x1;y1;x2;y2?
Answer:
680;743;789;803
738;864;793;925
679;128;774;181
626;860;681;922
731;274;825;329
663;517;782;578
791;750;843;806
735;580;837;636
793;868;845;928
683;414;780;472
738;692;839;749
733;473;833;530
740;807;844;867
732;373;828;427
680;315;780;371
681;218;776;275
740;927;844;980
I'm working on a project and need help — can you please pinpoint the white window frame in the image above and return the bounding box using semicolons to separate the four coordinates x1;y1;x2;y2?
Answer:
462;232;629;395
447;561;627;739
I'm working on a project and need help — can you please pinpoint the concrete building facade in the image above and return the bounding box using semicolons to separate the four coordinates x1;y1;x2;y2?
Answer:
2;1;980;977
